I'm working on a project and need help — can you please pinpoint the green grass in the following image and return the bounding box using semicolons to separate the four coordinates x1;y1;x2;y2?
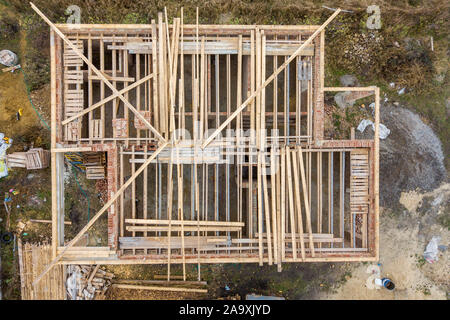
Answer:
415;254;427;268
437;211;450;231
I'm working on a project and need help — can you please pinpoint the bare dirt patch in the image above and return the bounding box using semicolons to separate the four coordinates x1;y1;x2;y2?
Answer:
323;184;449;300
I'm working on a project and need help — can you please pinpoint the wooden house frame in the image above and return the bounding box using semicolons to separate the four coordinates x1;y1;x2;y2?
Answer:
31;4;379;284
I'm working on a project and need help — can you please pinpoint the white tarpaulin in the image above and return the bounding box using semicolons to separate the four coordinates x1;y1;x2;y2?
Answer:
357;120;391;139
0;133;12;178
423;236;441;263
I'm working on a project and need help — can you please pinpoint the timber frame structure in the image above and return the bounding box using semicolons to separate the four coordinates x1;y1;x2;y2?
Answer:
32;4;380;283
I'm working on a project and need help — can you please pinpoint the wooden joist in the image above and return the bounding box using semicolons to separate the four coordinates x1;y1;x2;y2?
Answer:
125;219;244;227
107;40;315;56
126;226;242;233
112;284;207;293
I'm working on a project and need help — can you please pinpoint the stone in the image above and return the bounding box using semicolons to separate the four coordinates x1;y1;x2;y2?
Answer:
334;90;374;109
339;74;358;87
27;195;43;207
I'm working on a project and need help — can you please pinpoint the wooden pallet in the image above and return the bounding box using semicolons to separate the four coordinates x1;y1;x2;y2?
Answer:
82;152;104;166
86;165;105;179
64;39;84;141
63;40;84;67
350;149;369;215
6;152;27;168
7;148;50;169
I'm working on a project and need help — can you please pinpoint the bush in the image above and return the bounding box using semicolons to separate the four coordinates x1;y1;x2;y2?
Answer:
0;12;19;39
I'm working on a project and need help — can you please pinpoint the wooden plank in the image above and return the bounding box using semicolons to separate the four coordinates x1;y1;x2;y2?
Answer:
112;284;207;293
125;219;244;227
151;20;159;131
262;151;273;265
270;148;278;265
143;145;148;238
317;151;322;248
114;279;207;286
119;236;227;249
248;29;254;239
158;13;165;136
297;146;315;256
131;145;136;241
50;29;57;258
120;145;124;237
126;226;242;232
374;87;380;259
291;149;306;260
285;147;297;260
280;147;286;261
30;219;72;225
112;41;315;56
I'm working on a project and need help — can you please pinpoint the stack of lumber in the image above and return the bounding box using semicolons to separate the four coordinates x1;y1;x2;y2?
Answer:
66;265;114;300
7;148;50;169
86;166;105;179
83;152;105;179
82;152;103;166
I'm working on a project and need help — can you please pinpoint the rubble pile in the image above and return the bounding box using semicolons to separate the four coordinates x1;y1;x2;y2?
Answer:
66;265;114;300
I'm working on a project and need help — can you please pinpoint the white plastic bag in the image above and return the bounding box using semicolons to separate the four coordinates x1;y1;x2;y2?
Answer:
357;120;391;139
423;236;441;263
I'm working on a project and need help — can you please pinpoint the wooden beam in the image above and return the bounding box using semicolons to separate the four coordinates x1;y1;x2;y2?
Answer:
125;219;244;226
291;149;306;260
374;87;380;260
50;29;57;259
285;147;298;260
323;87;376;92
126;226;242;232
112;284;207;293
297;147;315;256
270;145;278;265
280;147;286;261
30;219;71;225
